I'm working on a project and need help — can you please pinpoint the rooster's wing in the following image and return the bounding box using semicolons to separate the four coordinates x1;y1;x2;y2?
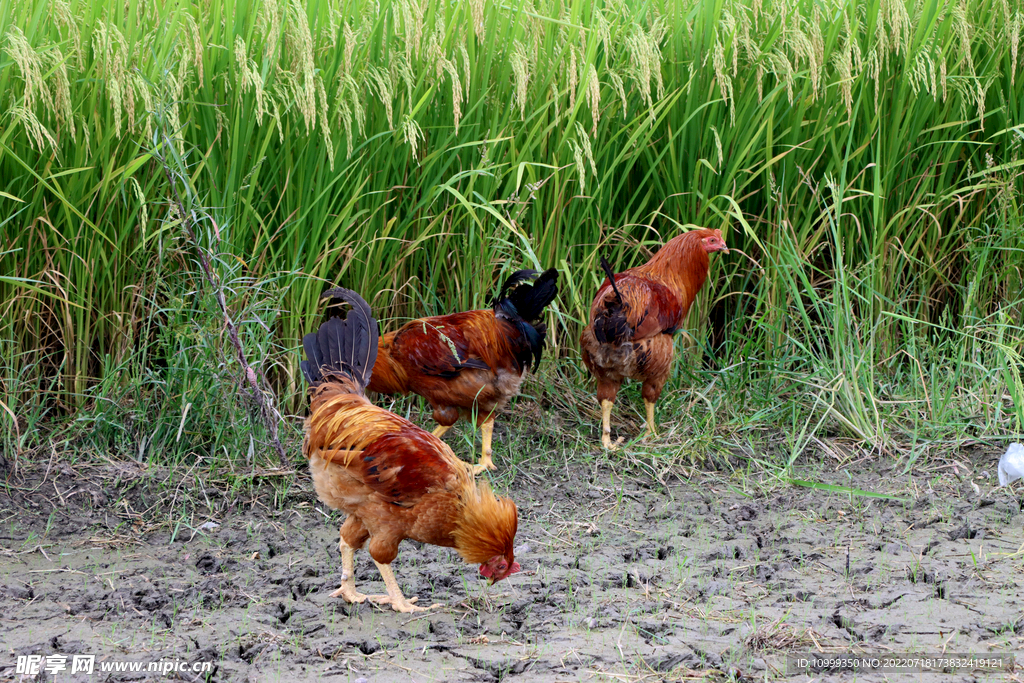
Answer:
392;317;492;378
305;394;470;508
355;428;468;507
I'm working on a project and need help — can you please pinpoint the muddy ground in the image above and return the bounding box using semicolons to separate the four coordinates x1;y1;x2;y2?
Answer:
1;442;1022;682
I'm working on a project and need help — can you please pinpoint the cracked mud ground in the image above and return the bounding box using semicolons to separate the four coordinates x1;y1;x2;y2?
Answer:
1;449;1022;682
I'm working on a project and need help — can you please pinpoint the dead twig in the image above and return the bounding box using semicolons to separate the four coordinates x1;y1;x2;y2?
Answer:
156;135;291;469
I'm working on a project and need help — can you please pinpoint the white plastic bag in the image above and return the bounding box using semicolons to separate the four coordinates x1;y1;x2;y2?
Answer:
998;443;1024;486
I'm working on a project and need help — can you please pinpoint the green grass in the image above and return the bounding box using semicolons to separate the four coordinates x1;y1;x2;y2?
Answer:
0;0;1022;467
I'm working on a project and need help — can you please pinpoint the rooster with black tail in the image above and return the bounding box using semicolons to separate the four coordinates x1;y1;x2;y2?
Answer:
368;268;559;473
581;229;728;449
301;288;520;613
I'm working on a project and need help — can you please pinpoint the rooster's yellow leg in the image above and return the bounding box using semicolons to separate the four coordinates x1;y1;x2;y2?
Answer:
600;400;619;451
369;561;440;613
432;425;451;439
642;400;658;438
330;537;368;603
473;417;497;474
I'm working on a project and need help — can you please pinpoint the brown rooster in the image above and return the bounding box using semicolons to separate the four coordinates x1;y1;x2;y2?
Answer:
300;288;521;613
368;269;559;473
580;228;729;449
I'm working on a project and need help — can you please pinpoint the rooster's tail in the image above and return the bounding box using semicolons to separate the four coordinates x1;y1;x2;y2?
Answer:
592;256;630;344
301;288;379;394
490;268;559;372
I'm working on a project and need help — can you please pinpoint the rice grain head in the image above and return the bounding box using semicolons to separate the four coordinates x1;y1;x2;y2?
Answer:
6;27;49;114
9;103;58;153
317;74;334;169
269;89;283;143
460;42;471;97
975;77;989;128
400;0;423;61
569;136;585;193
625;24;653;111
258;0;283;57
885;0;911;57
470;0;485;41
427;15;444;81
712;37;734;123
952;0;975;76
351;76;366;137
568;45;578;110
576;121;596;178
235;36;268;121
649;19;666;101
831;41;853;118
586;63;600;134
607;67;626;118
338;95;354;158
909;50;932;97
394;51;414;105
786;21;817;100
50;0;83;68
443;58;463;134
596;11;611;62
711;125;723;170
402;114;424;160
808;10;824;98
343;22;356;76
369;66;395;129
165;71;184;154
720;9;737;76
181;12;204;83
1010;12;1021;87
45;47;74;141
770;49;794;104
90;23;123;137
286;0;317;133
129;176;148;236
510;40;530;120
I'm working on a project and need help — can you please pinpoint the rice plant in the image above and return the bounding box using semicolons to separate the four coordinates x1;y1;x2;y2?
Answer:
0;0;1021;462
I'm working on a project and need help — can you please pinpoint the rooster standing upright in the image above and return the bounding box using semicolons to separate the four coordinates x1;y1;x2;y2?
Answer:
580;229;729;449
368;268;559;473
300;288;520;613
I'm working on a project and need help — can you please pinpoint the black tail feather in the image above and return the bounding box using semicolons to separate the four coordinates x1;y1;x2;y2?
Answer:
593;256;630;344
300;288;379;390
490;269;540;308
599;256;623;303
491;267;560;372
505;268;559;322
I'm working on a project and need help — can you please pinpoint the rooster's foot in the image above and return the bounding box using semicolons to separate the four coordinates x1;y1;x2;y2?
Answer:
330;583;368;603
601;434;624;451
368;594;440;613
472;456;497;475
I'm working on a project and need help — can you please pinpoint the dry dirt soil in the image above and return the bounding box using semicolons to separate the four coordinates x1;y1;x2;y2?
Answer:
1;446;1022;682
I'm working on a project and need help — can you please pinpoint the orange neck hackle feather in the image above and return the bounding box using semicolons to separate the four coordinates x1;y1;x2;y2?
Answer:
452;480;518;564
636;229;718;276
304;383;403;465
633;228;721;300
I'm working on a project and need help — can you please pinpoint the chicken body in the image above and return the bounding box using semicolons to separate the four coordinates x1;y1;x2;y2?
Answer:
301;289;520;613
368;269;558;472
580;229;728;449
